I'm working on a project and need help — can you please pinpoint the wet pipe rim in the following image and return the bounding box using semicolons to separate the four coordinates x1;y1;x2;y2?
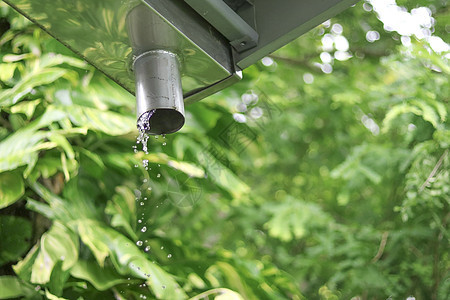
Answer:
137;109;185;135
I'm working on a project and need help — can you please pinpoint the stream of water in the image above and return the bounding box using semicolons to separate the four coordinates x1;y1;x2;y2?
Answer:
132;111;172;296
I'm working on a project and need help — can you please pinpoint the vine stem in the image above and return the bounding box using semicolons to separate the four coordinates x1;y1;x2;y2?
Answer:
419;149;448;192
371;231;389;263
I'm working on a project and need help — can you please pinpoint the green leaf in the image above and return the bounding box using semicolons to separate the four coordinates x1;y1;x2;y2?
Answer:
45;289;68;300
170;138;250;200
190;288;245;300
214;289;245;300
0;108;67;175
78;148;105;179
76;220;187;299
38;53;88;70
75;221;110;267
48;133;75;161
26;183;72;221
197;151;250;201
173;135;202;160
207;263;255;300
29;222;79;284
0;68;68;107
0;215;32;265
60;104;135;136
382;103;422;132
136;152;205;178
27;180;100;225
0;171;24;209
2;53;32;63
70;260;129;291
10;99;41;119
47;261;70;297
0;62;18;81
105;186;137;240
28;156;62;181
411;100;441;129
13;245;40;282
167;160;205;178
383;100;444;132
0;276;35;299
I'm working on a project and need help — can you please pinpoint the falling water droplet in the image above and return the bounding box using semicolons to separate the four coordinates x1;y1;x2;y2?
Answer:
143;159;149;168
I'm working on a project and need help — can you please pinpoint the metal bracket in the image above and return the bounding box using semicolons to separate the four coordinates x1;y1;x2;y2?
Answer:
184;0;258;52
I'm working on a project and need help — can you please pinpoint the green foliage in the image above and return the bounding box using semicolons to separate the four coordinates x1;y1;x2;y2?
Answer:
0;1;449;300
0;215;31;265
0;171;24;208
0;276;36;299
